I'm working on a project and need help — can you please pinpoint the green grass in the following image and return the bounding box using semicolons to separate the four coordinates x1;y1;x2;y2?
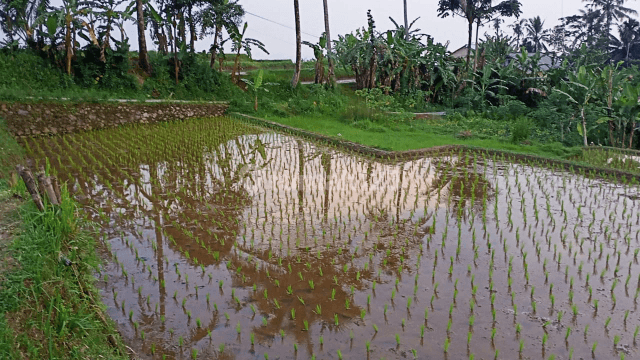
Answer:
0;116;23;182
0;117;126;359
0;184;127;359
259;114;582;160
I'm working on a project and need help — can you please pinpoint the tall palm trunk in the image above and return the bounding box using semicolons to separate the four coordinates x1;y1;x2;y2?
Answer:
322;0;335;85
473;18;480;72
210;24;221;68
581;108;588;147
173;21;179;85
65;12;72;75
403;0;409;41
466;18;473;74
606;68;615;146
136;0;151;73
291;0;302;88
188;5;196;52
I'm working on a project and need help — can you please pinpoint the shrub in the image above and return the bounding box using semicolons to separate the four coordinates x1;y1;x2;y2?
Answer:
511;117;531;144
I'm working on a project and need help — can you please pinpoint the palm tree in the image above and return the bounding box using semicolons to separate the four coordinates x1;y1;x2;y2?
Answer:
509;18;526;49
610;18;640;62
582;0;638;49
322;0;335;85
136;0;151;73
524;16;548;52
291;0;301;87
438;0;521;74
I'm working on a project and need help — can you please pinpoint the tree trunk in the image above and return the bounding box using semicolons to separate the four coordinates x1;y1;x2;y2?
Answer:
136;0;151;73
232;46;242;84
210;24;221;68
403;0;409;41
291;0;302;88
16;165;44;212
368;49;377;89
465;19;473;75
173;22;179;85
606;68;615;146
322;0;335;86
65;12;72;75
581;108;588;147
473;19;480;72
99;15;113;63
630;122;636;149
188;5;196;52
179;13;186;46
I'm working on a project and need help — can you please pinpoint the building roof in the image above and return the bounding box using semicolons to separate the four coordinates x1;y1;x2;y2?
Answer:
504;52;563;71
450;44;477;58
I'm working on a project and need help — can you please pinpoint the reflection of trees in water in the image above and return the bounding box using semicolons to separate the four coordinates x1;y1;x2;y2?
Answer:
427;155;494;215
27;124;499;357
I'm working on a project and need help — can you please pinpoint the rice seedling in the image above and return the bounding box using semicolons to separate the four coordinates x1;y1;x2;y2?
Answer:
26;120;640;359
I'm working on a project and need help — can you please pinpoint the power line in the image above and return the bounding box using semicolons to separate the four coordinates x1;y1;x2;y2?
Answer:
245;11;321;39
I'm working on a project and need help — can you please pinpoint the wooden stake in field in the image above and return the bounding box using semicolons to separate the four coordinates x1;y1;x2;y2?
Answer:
16;165;45;211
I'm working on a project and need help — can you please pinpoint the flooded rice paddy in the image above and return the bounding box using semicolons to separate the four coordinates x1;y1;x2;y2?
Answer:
24;117;640;359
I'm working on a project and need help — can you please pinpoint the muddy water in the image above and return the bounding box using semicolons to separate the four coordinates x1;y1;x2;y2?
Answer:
25;117;640;359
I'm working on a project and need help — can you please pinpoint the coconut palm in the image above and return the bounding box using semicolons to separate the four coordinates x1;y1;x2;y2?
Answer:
523;16;548;53
438;0;521;74
582;0;638;49
610;18;640;62
291;0;301;87
509;18;526;49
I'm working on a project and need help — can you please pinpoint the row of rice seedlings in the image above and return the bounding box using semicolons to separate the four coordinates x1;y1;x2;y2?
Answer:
23;117;640;359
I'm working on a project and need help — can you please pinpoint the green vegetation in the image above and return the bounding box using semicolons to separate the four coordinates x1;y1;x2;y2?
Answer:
257;113;580;158
0;117;23;181
0;117;125;359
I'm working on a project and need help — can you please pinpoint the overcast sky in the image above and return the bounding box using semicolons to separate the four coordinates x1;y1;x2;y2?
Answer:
38;0;638;60
232;0;594;60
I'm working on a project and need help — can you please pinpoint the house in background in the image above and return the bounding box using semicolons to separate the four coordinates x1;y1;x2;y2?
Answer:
450;44;476;59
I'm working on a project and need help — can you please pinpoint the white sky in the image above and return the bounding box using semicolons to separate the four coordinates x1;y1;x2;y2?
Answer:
20;0;640;60
232;0;598;60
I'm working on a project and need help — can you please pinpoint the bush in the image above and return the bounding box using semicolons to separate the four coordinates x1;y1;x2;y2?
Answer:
511;117;531;144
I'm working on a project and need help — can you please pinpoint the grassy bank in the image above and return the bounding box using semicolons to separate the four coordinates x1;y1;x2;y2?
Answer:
0;119;126;359
259;113;583;159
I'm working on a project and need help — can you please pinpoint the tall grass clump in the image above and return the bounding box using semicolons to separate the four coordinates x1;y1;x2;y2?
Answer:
0;183;127;359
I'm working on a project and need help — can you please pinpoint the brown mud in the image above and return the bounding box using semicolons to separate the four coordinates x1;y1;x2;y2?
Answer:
23;117;640;359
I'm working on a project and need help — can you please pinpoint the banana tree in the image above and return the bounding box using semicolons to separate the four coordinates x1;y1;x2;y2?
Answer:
554;66;599;146
334;11;378;90
466;64;510;109
241;69;277;111
199;0;244;69
615;83;640;148
229;22;268;84
594;62;628;146
303;34;327;84
78;0;132;62
41;0;83;75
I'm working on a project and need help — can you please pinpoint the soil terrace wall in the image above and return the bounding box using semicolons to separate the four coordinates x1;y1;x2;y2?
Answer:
0;102;228;137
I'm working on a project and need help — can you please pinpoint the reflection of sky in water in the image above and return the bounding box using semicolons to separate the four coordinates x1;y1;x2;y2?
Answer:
24;122;640;360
